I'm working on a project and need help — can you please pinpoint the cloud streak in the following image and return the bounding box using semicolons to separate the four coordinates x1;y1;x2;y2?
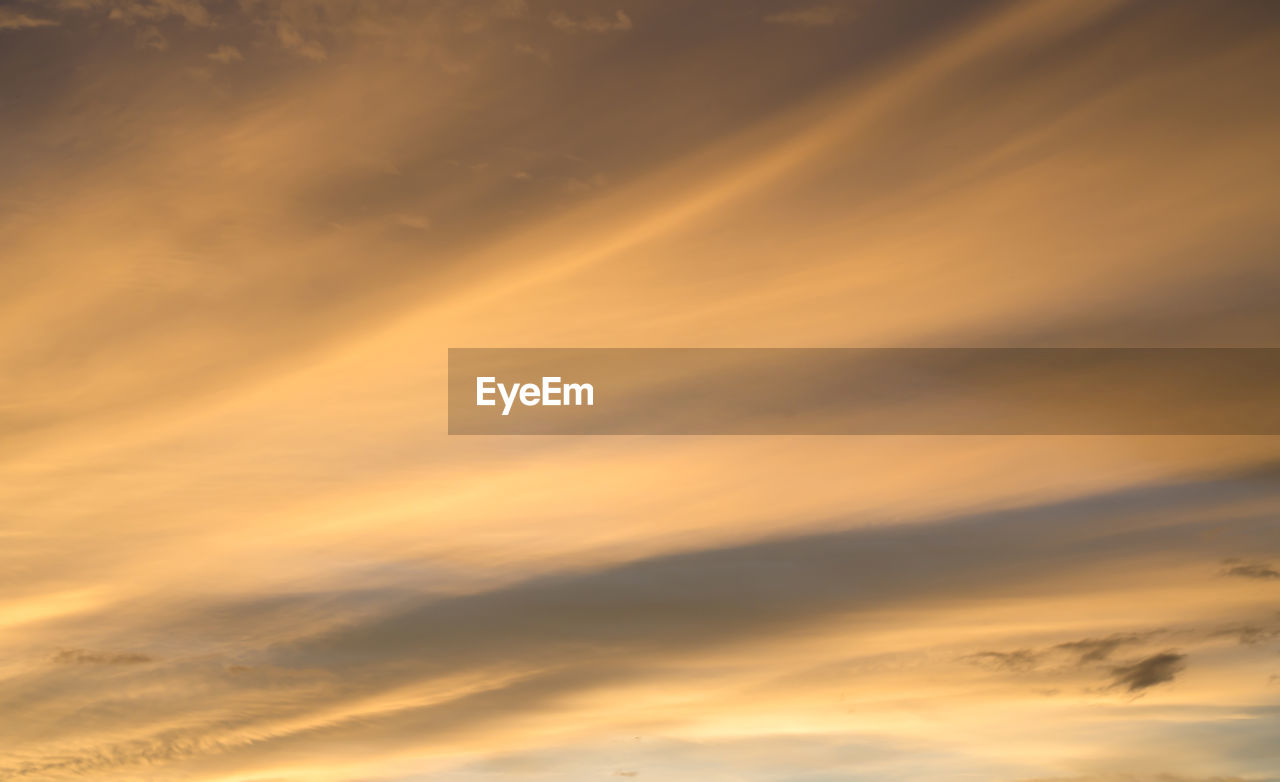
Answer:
0;8;57;28
1108;652;1187;693
549;9;632;34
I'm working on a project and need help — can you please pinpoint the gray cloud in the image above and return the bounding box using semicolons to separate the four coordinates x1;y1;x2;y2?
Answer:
277;467;1280;673
964;649;1041;672
5;465;1280;778
1053;634;1151;664
1206;624;1280;646
53;649;153;665
1223;561;1280;580
963;633;1155;679
1108;652;1187;693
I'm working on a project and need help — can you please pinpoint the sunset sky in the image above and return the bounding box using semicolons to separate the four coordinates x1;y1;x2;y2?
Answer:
2;1;1279;780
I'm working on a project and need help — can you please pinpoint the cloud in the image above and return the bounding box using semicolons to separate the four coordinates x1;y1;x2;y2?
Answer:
53;648;153;665
965;649;1040;672
549;9;631;33
514;42;550;62
106;0;212;27
280;471;1280;672
134;23;168;50
967;622;1275;694
208;44;243;64
1222;561;1280;580
1053;634;1150;664
275;20;327;61
1108;652;1187;692
16;467;1278;779
764;4;841;27
1206;624;1280;646
964;634;1154;678
0;8;59;28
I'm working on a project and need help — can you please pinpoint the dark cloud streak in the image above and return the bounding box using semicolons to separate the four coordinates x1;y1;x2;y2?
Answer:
1108;652;1188;693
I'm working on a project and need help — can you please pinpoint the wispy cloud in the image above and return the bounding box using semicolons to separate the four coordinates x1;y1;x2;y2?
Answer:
275;20;327;61
1222;560;1280;580
53;648;154;665
965;633;1153;673
208;44;243;64
0;8;58;29
764;4;842;27
1108;652;1187;693
549;9;631;33
105;0;212;27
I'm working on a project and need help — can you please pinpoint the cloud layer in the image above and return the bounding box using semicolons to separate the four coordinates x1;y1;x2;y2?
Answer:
2;1;1279;780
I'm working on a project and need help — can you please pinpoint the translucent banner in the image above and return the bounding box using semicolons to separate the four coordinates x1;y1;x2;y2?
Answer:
448;348;1280;435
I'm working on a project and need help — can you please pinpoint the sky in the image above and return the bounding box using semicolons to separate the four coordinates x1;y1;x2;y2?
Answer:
1;0;1279;780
